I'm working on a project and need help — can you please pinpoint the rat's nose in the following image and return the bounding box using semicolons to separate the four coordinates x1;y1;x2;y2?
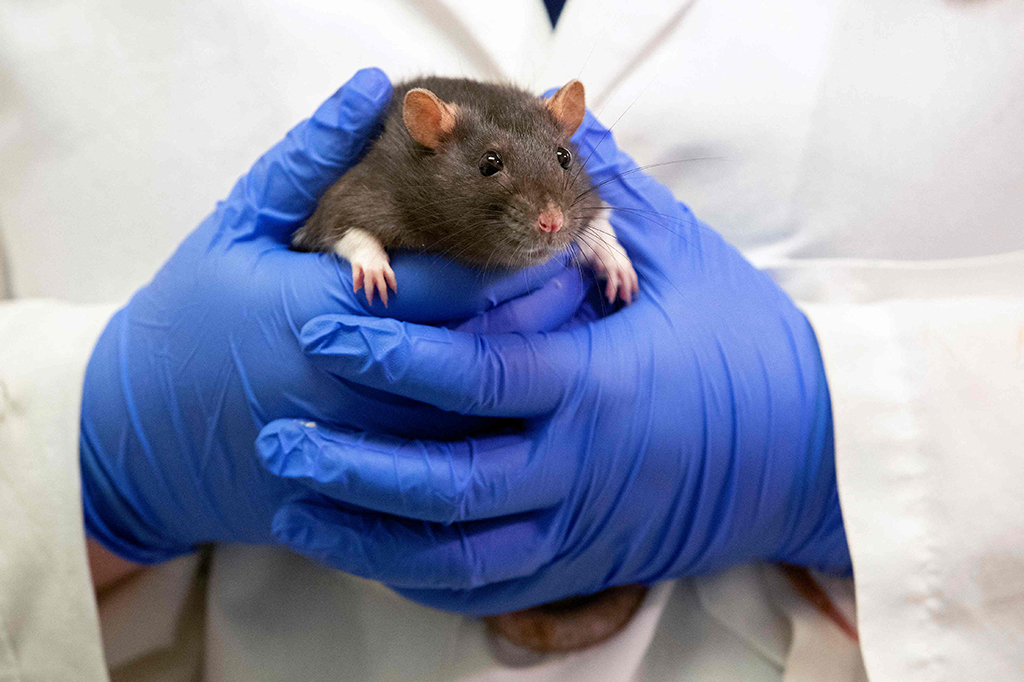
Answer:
537;208;564;233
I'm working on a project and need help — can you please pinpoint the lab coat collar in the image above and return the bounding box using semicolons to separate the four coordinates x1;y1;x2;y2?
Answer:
429;0;553;81
538;0;697;107
430;0;695;105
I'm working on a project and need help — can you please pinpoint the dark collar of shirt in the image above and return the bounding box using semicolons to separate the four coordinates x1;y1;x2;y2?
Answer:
544;0;567;27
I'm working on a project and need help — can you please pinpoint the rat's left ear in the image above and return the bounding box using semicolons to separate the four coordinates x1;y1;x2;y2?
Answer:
545;80;585;136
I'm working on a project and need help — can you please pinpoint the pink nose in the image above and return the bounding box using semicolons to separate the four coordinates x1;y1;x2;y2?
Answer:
538;209;564;233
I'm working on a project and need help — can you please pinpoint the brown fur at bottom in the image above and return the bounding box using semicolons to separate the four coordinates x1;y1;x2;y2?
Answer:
483;584;649;653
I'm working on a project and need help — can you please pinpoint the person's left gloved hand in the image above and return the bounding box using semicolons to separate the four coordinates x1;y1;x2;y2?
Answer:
255;109;850;616
80;68;586;564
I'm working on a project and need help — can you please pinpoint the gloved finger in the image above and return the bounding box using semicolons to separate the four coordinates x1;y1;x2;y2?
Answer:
257;420;573;523
222;67;393;242
454;266;589;334
299;315;583;417
367;251;574;324
272;496;557;589
253;248;578;342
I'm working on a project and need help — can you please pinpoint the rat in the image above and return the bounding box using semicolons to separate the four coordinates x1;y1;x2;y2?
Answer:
292;75;857;654
292;76;637;306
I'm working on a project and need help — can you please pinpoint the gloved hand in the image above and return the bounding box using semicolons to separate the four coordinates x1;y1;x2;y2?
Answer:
80;68;587;564
256;109;851;615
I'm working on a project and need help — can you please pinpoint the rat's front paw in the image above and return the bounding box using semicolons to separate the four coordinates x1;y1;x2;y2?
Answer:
593;243;638;305
577;218;639;304
350;253;397;307
333;228;397;306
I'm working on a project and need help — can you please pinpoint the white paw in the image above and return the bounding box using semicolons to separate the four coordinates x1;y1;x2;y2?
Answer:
333;230;397;307
577;218;639;305
594;246;638;305
349;250;397;307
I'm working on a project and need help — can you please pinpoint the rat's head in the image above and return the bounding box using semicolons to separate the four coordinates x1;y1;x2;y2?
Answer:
401;79;598;269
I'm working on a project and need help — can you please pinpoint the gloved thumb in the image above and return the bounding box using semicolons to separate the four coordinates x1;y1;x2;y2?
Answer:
220;67;393;243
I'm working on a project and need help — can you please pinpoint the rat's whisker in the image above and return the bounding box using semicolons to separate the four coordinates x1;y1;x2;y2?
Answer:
565;244;590;296
425;227;498;262
573;229;617;264
575;203;690;230
568;61;669;196
434;230;507;272
424;224;482;252
419;208;511;264
583;205;688;230
567;87;649;193
571;158;726;206
578;206;716;261
494;179;517;198
415;218;489;249
574;229;621;265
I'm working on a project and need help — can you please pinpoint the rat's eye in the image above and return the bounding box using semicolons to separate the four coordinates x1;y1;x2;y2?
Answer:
556;147;572;170
479;151;503;177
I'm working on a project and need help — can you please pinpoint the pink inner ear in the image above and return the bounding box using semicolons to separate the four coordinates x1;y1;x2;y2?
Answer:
403;88;457;149
546;80;586;136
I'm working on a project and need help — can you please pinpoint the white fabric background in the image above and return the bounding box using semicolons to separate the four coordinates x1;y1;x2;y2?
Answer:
1;0;1022;680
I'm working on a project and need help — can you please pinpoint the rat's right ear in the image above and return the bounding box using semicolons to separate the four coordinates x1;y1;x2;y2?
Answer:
403;88;459;149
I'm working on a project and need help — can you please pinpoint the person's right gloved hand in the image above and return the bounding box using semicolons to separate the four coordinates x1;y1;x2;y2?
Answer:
79;68;586;565
255;109;851;616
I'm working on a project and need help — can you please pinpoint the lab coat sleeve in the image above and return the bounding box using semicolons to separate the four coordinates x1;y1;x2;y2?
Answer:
0;299;117;681
800;287;1024;681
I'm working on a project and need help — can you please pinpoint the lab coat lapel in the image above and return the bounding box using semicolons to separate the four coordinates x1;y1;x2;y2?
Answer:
428;0;553;81
538;0;697;108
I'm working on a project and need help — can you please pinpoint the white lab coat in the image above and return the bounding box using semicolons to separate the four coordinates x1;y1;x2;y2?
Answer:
1;1;1022;680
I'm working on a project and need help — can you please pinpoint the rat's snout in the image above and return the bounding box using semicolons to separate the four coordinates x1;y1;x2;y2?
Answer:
537;206;564;233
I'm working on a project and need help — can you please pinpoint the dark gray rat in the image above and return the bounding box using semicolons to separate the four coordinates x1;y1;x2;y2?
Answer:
292;76;637;306
291;76;857;654
291;75;641;655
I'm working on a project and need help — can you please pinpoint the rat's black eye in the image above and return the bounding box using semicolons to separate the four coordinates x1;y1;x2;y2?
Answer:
556;147;572;170
479;151;503;177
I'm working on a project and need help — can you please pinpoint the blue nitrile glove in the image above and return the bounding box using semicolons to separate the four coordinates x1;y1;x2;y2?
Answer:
80;68;588;564
256;109;851;615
